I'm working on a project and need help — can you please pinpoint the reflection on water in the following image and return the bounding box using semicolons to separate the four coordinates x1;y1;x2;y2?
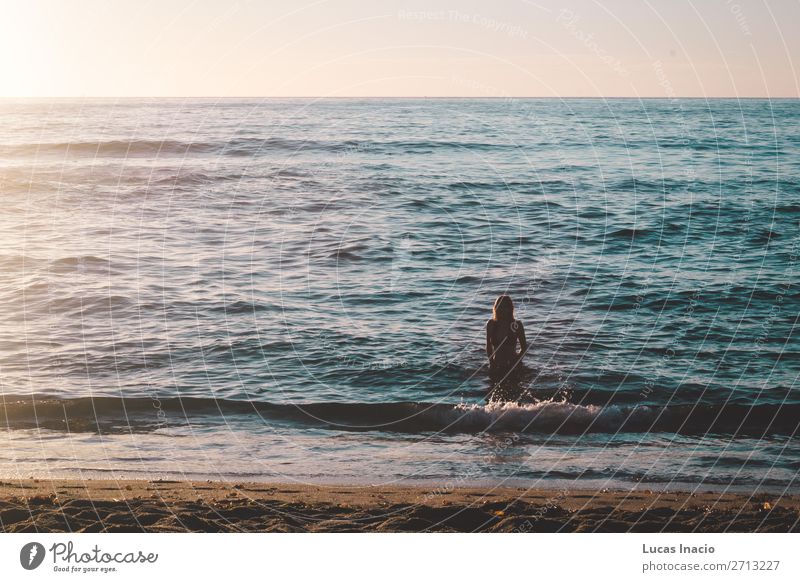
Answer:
1;98;798;490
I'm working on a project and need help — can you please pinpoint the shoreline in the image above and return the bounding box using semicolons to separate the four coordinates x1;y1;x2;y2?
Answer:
1;479;797;532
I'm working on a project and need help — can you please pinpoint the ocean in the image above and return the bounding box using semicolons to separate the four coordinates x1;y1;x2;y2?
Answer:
1;98;798;492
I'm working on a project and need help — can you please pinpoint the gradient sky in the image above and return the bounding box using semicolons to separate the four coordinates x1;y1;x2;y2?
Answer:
1;0;798;97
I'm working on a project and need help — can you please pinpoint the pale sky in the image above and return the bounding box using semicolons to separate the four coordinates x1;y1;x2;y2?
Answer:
1;0;798;97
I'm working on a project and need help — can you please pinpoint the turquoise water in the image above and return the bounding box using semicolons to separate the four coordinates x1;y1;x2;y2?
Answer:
0;98;798;491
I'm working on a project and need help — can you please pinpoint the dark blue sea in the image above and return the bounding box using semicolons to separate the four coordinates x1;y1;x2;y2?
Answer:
1;98;798;492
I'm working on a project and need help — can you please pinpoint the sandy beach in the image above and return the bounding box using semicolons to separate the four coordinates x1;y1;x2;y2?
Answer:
0;479;796;533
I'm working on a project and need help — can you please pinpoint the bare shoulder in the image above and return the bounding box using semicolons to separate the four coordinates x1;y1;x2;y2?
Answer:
486;319;494;329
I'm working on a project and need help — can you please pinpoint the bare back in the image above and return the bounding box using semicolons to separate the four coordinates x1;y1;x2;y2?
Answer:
486;318;527;372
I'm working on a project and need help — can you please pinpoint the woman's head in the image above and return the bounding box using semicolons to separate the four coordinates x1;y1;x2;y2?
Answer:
492;295;514;322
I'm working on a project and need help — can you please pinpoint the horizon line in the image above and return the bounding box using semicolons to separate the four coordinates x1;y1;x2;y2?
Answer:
1;95;799;100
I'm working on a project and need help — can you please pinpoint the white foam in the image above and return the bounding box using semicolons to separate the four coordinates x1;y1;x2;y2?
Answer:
444;400;657;433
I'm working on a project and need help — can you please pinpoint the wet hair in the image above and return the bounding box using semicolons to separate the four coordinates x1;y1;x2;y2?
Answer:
492;295;514;322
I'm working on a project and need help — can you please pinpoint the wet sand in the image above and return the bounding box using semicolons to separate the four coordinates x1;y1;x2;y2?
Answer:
0;479;797;532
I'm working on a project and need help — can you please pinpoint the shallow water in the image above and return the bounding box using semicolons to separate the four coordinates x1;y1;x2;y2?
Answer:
1;98;798;491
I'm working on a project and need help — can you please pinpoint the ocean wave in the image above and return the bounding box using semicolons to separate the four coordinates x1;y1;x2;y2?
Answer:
384;140;517;153
0;137;357;158
607;227;651;239
0;139;216;158
1;395;797;437
0;136;522;159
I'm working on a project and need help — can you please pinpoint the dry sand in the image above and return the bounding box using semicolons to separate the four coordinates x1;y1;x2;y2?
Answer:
0;479;797;532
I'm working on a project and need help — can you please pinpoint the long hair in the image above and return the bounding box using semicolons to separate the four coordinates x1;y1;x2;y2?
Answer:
492;295;514;322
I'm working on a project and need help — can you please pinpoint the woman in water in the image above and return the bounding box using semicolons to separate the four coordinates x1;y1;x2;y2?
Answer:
486;295;527;390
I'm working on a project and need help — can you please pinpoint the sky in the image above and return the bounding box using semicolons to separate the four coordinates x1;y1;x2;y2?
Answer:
0;0;798;98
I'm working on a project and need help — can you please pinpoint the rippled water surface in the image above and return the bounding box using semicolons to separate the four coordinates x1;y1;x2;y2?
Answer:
1;98;798;490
